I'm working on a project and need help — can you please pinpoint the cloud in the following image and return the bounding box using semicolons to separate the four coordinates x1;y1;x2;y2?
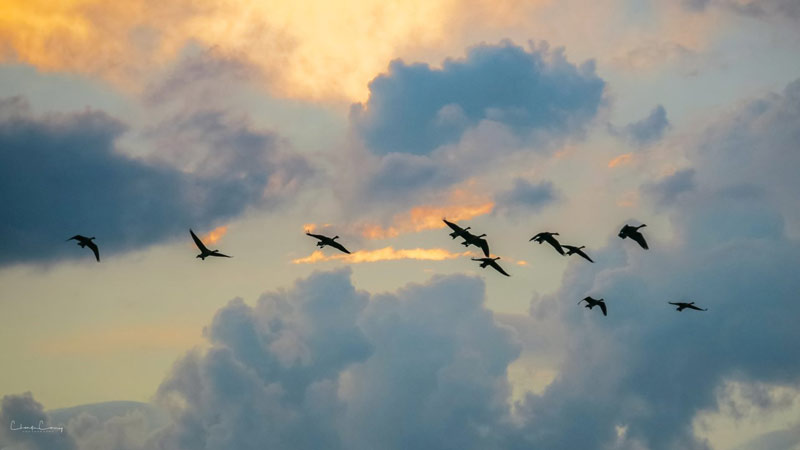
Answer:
291;247;473;264
0;97;312;266
688;78;800;233
352;40;606;155
503;79;800;450
493;178;559;216
148;269;519;449
0;0;548;102
0;392;77;450
682;0;800;21
641;168;696;206
610;105;671;147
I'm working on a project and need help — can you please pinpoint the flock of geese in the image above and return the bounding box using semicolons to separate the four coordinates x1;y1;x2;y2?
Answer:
67;219;707;318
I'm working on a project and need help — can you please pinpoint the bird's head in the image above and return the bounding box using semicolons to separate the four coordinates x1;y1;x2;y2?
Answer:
90;236;96;240
464;227;471;231
333;235;339;240
493;257;500;261
478;234;486;238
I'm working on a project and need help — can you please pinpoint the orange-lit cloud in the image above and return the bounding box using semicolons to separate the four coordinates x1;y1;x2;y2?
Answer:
360;201;494;239
0;0;547;102
608;153;634;168
202;225;228;245
292;246;472;264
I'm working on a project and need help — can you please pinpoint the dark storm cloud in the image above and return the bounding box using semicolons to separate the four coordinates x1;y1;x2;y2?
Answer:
0;97;312;266
351;41;606;155
493;178;559;216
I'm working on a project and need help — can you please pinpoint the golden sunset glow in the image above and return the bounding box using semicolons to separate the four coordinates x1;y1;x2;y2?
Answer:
608;153;634;168
360;201;495;239
202;225;228;245
292;246;473;264
0;0;543;101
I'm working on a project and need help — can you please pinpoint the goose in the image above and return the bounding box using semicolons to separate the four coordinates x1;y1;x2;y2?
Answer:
443;219;471;240
67;235;99;262
578;296;607;316
306;232;351;254
530;232;565;255
563;245;594;263
471;257;510;276
190;229;232;260
618;224;648;249
669;301;707;312
461;232;490;257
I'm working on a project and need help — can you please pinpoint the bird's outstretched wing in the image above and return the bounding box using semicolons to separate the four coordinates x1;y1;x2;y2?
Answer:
529;232;544;242
630;231;649;250
490;261;510;277
686;304;707;311
210;252;232;258
443;219;463;233
67;235;84;241
478;239;490;257
190;229;209;252
576;248;593;263
599;302;607;316
545;235;564;255
86;241;100;262
329;241;351;254
668;302;680;306
305;232;326;241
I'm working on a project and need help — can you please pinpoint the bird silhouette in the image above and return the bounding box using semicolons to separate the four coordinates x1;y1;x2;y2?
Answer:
460;232;491;257
190;229;232;260
471;257;510;276
443;219;472;240
669;301;707;312
530;232;565;255
618;224;648;249
563;245;594;263
306;232;351;254
579;296;607;316
67;235;99;262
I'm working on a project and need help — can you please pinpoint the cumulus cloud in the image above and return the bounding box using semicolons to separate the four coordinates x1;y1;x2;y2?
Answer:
493;178;559;216
0;392;77;450
503;79;800;450
0;97;312;266
352;40;606;155
146;269;519;450
341;41;605;211
610;105;671;147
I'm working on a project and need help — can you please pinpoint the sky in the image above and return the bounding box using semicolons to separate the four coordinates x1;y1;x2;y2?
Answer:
1;0;800;449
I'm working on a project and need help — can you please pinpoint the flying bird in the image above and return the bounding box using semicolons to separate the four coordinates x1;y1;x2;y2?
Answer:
579;296;607;316
461;232;491;257
530;232;565;255
669;301;707;312
563;245;594;263
471;257;510;277
190;229;232;260
67;235;99;262
306;232;351;254
618;224;649;249
443;219;471;240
